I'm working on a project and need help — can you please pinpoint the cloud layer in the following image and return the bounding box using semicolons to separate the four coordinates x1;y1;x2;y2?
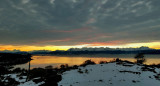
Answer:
0;0;160;46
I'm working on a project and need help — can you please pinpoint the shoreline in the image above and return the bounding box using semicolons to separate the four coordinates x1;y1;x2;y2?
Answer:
1;59;160;86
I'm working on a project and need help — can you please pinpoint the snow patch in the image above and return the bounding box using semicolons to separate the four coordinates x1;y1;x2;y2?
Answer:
58;63;160;86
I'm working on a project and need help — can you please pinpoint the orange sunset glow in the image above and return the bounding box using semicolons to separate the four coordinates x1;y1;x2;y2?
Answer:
0;42;160;51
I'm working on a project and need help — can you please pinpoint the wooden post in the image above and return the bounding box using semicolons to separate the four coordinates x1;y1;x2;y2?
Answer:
26;60;30;82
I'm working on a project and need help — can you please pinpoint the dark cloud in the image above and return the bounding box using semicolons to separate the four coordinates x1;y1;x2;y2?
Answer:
0;0;160;46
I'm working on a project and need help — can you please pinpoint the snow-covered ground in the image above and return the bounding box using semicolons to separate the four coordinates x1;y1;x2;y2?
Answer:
2;74;44;86
18;80;44;86
58;62;160;86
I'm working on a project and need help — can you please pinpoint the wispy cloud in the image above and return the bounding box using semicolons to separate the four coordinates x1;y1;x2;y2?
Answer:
44;27;93;33
34;38;73;44
79;40;126;46
0;0;160;47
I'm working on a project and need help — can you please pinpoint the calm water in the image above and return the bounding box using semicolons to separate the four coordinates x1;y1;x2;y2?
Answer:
14;54;160;69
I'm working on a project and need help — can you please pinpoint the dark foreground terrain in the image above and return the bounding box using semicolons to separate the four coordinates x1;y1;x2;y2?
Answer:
1;54;160;86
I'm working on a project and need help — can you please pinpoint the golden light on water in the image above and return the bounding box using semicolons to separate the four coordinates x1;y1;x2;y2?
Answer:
14;55;160;69
31;56;159;66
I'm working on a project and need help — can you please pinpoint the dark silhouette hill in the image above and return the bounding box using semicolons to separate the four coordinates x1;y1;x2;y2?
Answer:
0;53;32;65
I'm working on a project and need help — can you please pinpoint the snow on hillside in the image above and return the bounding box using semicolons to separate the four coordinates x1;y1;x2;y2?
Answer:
2;74;44;86
58;62;160;86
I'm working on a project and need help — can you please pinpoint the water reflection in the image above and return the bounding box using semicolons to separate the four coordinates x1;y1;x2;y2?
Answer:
14;54;160;69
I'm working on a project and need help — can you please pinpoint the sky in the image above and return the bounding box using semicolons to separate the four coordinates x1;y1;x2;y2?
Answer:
0;0;160;51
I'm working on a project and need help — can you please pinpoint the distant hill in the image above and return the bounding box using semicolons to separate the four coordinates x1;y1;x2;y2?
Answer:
68;46;152;51
49;46;160;55
1;46;160;55
0;53;32;65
